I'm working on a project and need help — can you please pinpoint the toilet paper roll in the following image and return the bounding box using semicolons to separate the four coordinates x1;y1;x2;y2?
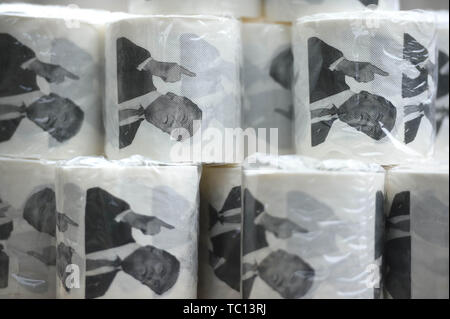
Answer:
265;0;399;23
385;164;449;299
104;16;242;163
129;0;262;18
33;0;129;12
242;154;385;299
435;11;449;162
55;157;201;299
0;4;112;160
242;23;294;156
0;157;56;299
293;11;438;165
199;165;242;299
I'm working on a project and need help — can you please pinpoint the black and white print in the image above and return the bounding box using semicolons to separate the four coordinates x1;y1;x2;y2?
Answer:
242;189;314;299
116;37;202;149
82;187;180;299
207;186;242;292
0;34;84;144
307;37;397;146
436;50;449;133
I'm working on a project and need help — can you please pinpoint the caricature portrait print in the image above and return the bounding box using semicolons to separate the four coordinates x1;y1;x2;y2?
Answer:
56;159;201;299
293;11;437;165
105;16;242;163
0;6;106;159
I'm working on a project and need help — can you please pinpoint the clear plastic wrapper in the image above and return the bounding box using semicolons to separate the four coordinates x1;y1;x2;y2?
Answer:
198;165;241;299
31;0;130;12
104;15;242;164
293;11;438;165
384;164;449;299
129;0;262;18
242;23;294;156
0;4;116;160
242;154;385;299
434;11;449;162
0;157;56;299
264;0;400;23
55;156;201;299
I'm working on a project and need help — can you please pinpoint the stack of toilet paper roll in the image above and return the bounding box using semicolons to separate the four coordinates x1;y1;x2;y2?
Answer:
293;11;437;165
0;157;56;299
55;156;201;299
385;164;449;299
264;0;400;23
434;11;449;162
242;154;385;299
104;15;242;164
198;165;242;299
129;0;262;18
0;4;112;159
242;23;294;156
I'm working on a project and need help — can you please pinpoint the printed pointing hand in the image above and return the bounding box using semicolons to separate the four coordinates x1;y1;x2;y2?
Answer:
337;60;389;83
163;63;196;83
131;215;175;236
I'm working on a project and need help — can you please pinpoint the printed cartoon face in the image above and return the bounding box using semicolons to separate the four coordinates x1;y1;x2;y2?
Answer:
258;250;314;299
338;91;396;140
23;188;56;237
145;92;202;141
122;245;180;295
26;94;84;143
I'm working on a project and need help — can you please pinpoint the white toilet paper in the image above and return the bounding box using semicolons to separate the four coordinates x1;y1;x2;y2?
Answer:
435;11;449;162
242;23;294;156
293;11;438;165
0;4;112;160
385;164;449;299
32;0;130;12
199;165;242;299
265;0;400;23
0;157;56;299
242;154;385;299
129;0;262;18
55;157;201;299
104;15;242;163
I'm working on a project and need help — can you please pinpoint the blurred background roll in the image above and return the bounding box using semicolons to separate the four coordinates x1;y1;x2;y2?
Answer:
293;11;437;165
198;165;242;299
104;15;242;163
434;11;449;162
0;157;56;299
242;23;295;156
0;4;109;160
129;0;262;18
384;164;449;299
55;157;201;299
264;0;399;23
242;155;385;299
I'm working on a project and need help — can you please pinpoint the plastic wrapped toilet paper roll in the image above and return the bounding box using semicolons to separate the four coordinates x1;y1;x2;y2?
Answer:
129;0;262;18
242;155;385;299
105;16;242;163
434;11;449;162
385;164;449;299
199;165;242;299
293;11;438;165
55;157;201;299
32;0;130;12
265;0;399;23
0;4;111;160
0;157;56;299
242;23;294;156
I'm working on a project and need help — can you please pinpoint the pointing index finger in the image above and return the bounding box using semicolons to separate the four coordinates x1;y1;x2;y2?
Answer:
370;65;389;77
180;66;196;77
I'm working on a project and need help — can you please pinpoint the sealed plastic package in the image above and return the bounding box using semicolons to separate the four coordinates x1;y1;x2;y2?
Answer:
31;0;130;12
0;4;113;159
55;157;201;299
128;0;262;18
242;154;385;299
198;165;242;299
264;0;400;23
242;23;294;156
434;11;449;162
293;11;437;165
104;15;242;163
384;164;449;299
0;157;57;299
